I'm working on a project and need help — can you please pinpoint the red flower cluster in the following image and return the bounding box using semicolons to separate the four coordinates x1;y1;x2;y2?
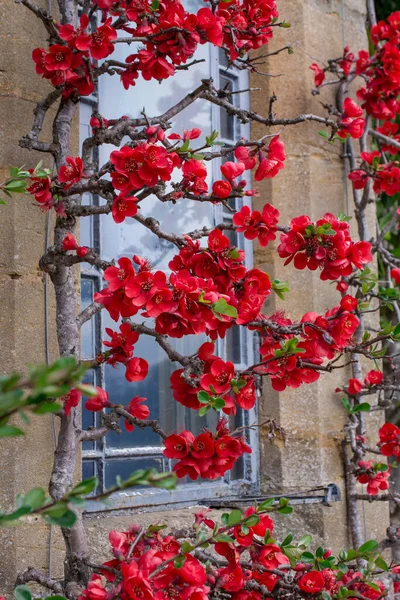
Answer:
344;370;383;395
348;152;400;197
33;0;279;94
356;460;390;495
356;13;400;120
170;342;256;415
58;156;84;189
254;303;360;391
62;232;89;257
163;418;251;481
96;231;272;347
378;423;400;458
110;144;180;192
102;321;149;383
277;212;372;280
337;98;365;140
233;203;280;247
32;41;95;98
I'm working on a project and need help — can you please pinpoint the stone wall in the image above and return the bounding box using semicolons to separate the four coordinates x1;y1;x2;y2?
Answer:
0;0;390;592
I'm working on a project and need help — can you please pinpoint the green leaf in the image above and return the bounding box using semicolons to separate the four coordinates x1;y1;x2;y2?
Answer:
45;509;77;528
1;506;32;522
23;488;46;510
214;534;235;543
212;397;226;410
322;592;332;600
301;551;315;563
197;391;210;404
279;21;291;27
393;323;400;337
0;425;24;437
181;541;194;553
281;533;293;547
199;405;211;417
298;535;312;548
151;0;160;11
70;477;97;496
174;555;186;569
227;509;243;526
213;298;238;319
15;586;32;600
352;403;371;413
341;397;351;413
257;498;275;511
221;512;229;526
32;402;62;414
243;514;260;527
375;556;389;571
278;506;293;515
358;540;379;553
150;472;177;490
373;463;389;472
42;502;68;518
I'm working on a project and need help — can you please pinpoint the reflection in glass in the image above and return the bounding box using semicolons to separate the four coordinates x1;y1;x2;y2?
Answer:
81;278;95;360
105;457;163;488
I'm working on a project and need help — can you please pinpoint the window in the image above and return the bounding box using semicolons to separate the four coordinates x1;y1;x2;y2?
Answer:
80;23;259;511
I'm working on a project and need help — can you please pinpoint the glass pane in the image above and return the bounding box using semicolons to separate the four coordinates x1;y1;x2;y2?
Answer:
82;460;95;479
81;278;96;360
80;193;93;249
105;457;163;488
80;101;93;153
82;369;96;450
219;75;234;140
226;325;242;365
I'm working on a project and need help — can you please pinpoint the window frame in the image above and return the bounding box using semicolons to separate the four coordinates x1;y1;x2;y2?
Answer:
80;42;260;514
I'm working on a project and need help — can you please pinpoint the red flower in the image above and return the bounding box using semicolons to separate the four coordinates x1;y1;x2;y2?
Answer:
391;267;400;284
220;161;245;181
378;423;400;458
163;431;194;459
62;232;78;251
342;98;363;118
58;156;84;189
200;359;235;394
364;370;383;387
44;44;72;71
173;458;201;480
212;180;232;198
112;195;139;223
340;295;358;311
219;565;244;591
191;432;215;459
63;388;82;416
104;257;135;293
347;378;363;395
298;571;325;594
80;575;108;600
338;117;365;139
86;19;117;60
77;246;89;258
310;63;325;86
85;388;111;412
125;396;150;431
125;357;149;382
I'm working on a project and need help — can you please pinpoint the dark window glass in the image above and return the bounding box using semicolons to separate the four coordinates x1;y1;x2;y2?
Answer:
219;75;235;140
105;457;163;488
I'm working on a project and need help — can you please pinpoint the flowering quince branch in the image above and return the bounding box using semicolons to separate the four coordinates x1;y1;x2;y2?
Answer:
4;0;400;596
